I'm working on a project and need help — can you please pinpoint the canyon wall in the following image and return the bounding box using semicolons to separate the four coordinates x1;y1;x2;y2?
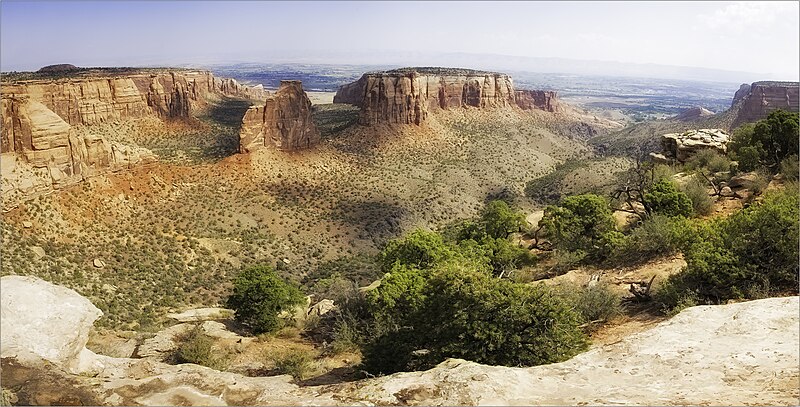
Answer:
333;68;563;125
731;81;799;128
239;81;320;153
1;69;267;206
514;89;563;113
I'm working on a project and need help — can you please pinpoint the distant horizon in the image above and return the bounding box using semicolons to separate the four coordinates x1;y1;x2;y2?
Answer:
2;1;798;83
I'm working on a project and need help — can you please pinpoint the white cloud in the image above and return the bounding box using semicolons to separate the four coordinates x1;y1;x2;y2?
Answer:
698;1;798;32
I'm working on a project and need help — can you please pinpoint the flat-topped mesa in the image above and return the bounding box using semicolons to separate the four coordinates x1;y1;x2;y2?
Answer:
333;67;563;125
731;81;799;128
239;80;320;153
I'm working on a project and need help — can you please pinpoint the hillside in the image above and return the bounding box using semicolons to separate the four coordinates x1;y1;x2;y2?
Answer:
1;67;607;329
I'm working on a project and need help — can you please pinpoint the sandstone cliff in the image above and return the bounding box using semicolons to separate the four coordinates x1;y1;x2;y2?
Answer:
1;68;268;207
215;77;270;102
2;275;797;406
731;81;799;128
239;81;320;153
333;68;565;125
515;89;563;112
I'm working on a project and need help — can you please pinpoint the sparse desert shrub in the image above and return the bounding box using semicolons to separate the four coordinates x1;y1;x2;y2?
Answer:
609;215;688;266
680;176;714;216
780;155;799;181
553;282;621;326
174;327;228;370
227;265;305;334
685;149;731;173
271;348;316;381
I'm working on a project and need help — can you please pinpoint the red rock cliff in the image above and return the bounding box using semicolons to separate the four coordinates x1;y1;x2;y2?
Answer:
239;81;320;153
334;67;562;125
731;81;799;128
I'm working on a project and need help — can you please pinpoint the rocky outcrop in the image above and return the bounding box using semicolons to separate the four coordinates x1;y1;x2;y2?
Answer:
239;81;320;153
215;77;270;102
660;128;730;161
1;69;269;206
514;89;563;112
0;276;102;373
3;275;797;406
731;81;799;128
674;106;714;121
334;68;563;125
0;96;155;207
731;83;752;106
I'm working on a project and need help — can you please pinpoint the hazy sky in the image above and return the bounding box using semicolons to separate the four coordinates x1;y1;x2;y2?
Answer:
2;1;798;80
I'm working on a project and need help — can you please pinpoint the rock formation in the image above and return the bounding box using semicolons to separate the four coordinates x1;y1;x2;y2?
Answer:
2;275;797;406
215;77;270;102
674;106;714;121
239;81;320;153
1;68;269;206
515;89;563;112
333;67;562;125
660;128;730;162
731;81;799;128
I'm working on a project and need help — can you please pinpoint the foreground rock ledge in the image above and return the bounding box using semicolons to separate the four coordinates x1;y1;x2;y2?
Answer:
1;275;797;406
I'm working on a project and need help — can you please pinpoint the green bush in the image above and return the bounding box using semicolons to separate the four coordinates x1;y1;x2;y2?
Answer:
658;186;799;308
361;261;588;374
730;110;799;173
174;327;227;370
610;215;688;266
680;176;714;216
554;282;621;326
541;194;617;261
380;229;454;272
271;348;315;381
227;265;305;334
780;155;799;181
686;149;731;173
644;180;693;218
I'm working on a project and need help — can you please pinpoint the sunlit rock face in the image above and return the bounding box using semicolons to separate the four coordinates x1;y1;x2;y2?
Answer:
239;80;320;153
334;67;564;125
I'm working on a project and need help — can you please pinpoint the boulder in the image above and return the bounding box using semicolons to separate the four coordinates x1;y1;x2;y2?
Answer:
308;299;336;318
661;128;730;162
92;258;105;268
30;246;45;259
0;276;102;372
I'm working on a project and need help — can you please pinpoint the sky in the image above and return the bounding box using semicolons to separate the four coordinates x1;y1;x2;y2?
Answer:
1;1;798;81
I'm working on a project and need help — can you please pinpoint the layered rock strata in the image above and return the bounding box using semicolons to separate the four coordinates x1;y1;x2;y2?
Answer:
239;81;320;153
660;128;730;162
333;68;563;125
215;77;270;102
1;69;268;206
731;81;799;128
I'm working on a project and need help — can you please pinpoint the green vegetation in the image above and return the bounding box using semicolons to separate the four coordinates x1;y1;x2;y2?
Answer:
644;180;693;218
227;265;305;334
174;327;229;370
657;186;799;308
541;194;619;262
730;110;799;173
270;348;316;381
361;259;587;374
